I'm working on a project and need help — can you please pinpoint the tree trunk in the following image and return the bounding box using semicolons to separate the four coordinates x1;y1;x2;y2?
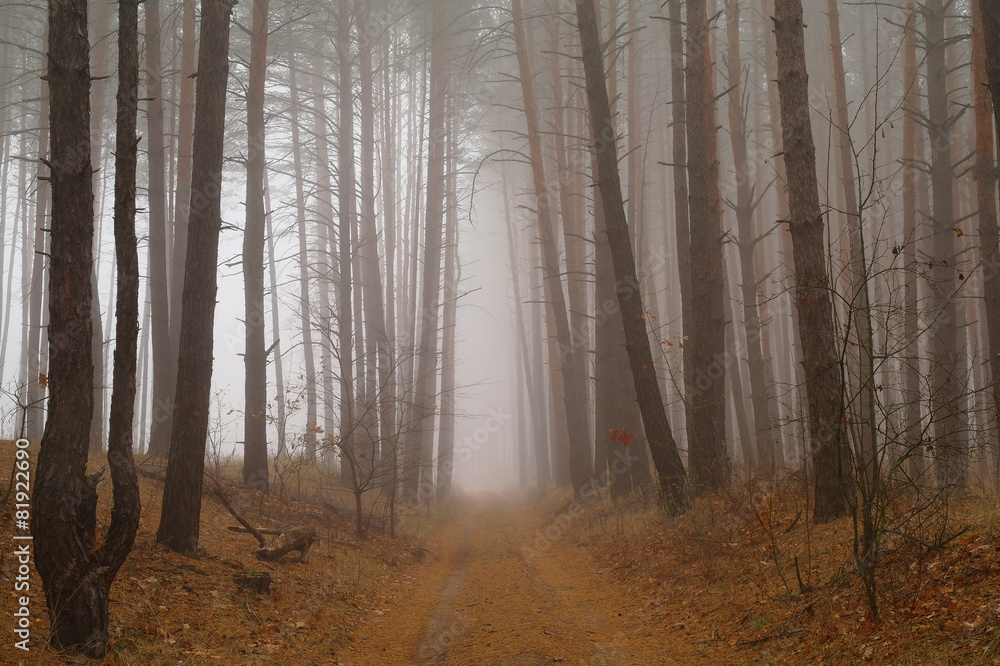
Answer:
404;0;448;504
684;0;728;491
287;58;318;458
32;0;140;654
437;118;459;500
574;0;687;509
502;161;549;487
725;0;780;478
513;0;593;494
358;0;392;486
103;0;142;619
309;52;337;461
828;0;877;483
901;0;925;481
667;0;693;459
974;0;1000;475
547;4;592;477
336;0;358;490
378;20;399;489
242;0;269;492
155;0;233;557
774;0;853;522
260;182;286;457
925;0;966;489
144;0;173;460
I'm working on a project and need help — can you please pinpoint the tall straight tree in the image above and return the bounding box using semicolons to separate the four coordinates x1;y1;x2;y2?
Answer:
725;0;779;478
972;0;1000;465
31;0;141;653
574;0;687;509
242;0;270;492
156;0;234;557
512;0;593;494
667;0;693;456
404;0;448;503
685;0;728;490
357;0;393;481
502;160;549;486
774;0;852;522
336;0;358;488
144;0;172;462
901;0;925;479
925;0;966;488
437;116;460;500
149;0;197;457
287;57;319;459
828;0;877;474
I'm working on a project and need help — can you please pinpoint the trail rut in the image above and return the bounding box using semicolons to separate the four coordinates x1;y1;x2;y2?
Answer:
345;493;705;665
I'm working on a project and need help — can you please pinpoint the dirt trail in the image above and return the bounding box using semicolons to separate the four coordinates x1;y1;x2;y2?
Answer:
345;492;704;665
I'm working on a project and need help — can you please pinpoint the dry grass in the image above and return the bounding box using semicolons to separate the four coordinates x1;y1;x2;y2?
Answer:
0;441;428;664
565;473;1000;664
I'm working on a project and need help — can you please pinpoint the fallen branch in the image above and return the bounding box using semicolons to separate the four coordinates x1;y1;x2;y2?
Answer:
209;473;319;562
255;527;319;563
228;526;284;536
209;478;266;547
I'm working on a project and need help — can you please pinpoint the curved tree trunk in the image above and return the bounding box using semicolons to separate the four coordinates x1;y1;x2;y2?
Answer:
574;0;687;509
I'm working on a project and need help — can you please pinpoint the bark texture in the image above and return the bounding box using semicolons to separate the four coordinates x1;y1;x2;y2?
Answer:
32;0;141;654
774;0;852;522
685;0;728;491
155;0;233;557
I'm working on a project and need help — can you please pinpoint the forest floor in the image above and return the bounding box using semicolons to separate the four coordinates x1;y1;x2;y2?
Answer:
2;441;1000;664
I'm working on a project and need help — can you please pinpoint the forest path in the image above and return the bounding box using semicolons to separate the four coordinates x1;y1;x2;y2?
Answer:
344;491;702;665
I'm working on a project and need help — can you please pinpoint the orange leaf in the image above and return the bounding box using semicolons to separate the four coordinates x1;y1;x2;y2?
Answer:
38;373;48;389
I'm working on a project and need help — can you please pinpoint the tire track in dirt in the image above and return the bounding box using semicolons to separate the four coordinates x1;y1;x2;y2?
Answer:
345;492;705;665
